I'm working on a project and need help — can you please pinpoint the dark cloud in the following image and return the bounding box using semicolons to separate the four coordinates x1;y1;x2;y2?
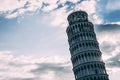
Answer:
95;24;120;32
106;53;120;68
30;61;74;80
31;61;72;75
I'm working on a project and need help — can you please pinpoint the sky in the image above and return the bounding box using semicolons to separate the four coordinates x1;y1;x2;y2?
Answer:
0;0;120;80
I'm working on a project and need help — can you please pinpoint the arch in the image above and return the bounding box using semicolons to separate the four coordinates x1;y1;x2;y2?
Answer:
85;42;88;47
74;35;76;40
91;64;93;69
81;26;83;31
84;65;86;70
82;43;85;47
83;33;85;37
78;24;80;27
86;33;89;38
98;76;100;80
94;77;96;80
78;55;81;59
87;65;90;69
81;54;84;58
80;33;83;37
78;68;80;72
86;78;89;80
75;24;77;28
94;64;97;68
76;56;78;62
76;44;79;49
91;42;94;46
91;52;93;57
90;77;93;80
101;76;104;80
80;43;82;47
89;42;91;46
85;53;87;57
76;34;79;39
81;66;83;70
89;33;91;37
78;34;80;38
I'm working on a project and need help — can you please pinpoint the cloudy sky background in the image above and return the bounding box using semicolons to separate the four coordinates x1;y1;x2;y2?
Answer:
0;0;120;80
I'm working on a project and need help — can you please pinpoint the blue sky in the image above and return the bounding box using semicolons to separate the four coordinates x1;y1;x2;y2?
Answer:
0;0;120;80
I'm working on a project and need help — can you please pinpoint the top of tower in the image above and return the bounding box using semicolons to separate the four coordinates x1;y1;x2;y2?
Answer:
67;10;88;24
67;10;88;20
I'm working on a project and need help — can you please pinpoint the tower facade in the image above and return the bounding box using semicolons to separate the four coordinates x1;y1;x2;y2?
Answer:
66;11;109;80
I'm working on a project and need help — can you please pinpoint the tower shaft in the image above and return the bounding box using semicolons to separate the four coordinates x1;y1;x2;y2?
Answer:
66;11;109;80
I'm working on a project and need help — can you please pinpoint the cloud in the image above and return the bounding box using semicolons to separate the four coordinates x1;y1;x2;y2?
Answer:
94;23;120;79
0;0;49;18
106;0;120;11
31;62;73;80
0;0;102;25
1;1;120;80
47;0;102;27
96;23;120;61
106;53;120;68
75;0;96;14
74;0;103;24
0;51;74;80
0;24;120;80
95;24;120;32
0;0;25;11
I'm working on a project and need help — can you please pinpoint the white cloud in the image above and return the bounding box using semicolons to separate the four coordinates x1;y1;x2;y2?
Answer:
95;24;120;80
75;0;96;14
73;0;103;24
110;22;120;25
0;51;73;80
59;0;79;4
95;24;120;69
43;4;58;12
4;0;43;18
42;0;58;4
0;0;26;11
0;0;103;26
97;28;120;60
0;0;99;22
50;6;68;27
91;14;103;24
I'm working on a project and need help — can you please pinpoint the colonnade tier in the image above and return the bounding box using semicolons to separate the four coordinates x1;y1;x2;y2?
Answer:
73;61;108;79
69;42;100;57
68;32;97;46
66;22;94;38
73;61;106;73
71;50;102;66
76;74;109;80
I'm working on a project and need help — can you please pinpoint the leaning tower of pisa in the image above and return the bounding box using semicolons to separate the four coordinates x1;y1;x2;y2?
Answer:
66;11;109;80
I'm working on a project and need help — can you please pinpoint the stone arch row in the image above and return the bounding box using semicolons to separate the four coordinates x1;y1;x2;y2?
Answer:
77;75;108;80
74;62;106;78
69;32;96;44
72;51;101;65
70;41;99;53
67;22;93;36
